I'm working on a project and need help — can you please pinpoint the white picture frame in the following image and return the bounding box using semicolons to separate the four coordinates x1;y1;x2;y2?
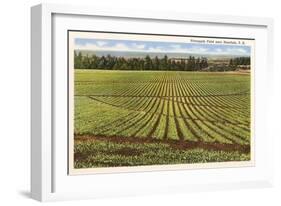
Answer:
31;3;274;202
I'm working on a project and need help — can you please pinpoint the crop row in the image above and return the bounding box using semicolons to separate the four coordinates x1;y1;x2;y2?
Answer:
75;71;251;145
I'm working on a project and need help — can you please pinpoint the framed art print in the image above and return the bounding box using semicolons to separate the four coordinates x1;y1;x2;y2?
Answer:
68;31;254;175
31;3;274;201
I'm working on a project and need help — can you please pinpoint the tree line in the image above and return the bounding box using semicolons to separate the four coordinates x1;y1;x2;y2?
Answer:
74;51;208;71
229;57;250;67
210;57;251;72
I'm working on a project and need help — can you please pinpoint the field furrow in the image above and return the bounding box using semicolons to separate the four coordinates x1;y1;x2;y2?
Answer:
74;70;251;146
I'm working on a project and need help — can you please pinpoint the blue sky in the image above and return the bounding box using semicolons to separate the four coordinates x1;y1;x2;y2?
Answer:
75;38;251;56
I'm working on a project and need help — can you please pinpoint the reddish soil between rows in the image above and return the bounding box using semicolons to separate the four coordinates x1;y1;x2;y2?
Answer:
74;134;250;154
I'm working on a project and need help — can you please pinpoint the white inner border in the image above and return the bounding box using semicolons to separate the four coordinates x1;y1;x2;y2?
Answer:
48;10;273;201
68;31;255;175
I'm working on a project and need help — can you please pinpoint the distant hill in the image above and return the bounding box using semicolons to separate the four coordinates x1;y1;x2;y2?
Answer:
75;50;249;60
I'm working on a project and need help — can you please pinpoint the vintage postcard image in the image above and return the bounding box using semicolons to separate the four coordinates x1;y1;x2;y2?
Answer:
68;31;254;174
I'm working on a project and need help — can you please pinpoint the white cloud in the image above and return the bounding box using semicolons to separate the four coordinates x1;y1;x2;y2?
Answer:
188;47;209;54
114;43;129;51
96;41;107;47
147;46;166;53
170;44;182;49
225;48;248;55
131;43;146;49
215;48;223;53
75;42;130;52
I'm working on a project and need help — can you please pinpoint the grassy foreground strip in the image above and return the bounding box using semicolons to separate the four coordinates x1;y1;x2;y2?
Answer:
74;136;250;168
